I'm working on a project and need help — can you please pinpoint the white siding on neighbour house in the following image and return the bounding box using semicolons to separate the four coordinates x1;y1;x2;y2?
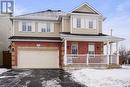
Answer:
73;17;77;28
81;18;85;28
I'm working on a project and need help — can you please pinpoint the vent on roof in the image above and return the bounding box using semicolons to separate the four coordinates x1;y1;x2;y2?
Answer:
46;9;52;12
46;9;61;12
57;10;61;12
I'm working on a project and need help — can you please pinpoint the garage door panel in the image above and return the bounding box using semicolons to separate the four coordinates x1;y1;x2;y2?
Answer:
18;49;59;68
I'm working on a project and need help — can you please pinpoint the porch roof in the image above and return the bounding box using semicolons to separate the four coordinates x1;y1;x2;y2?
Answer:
9;36;61;42
60;33;125;42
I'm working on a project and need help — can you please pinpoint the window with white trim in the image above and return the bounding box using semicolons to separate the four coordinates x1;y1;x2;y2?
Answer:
22;22;32;32
71;43;78;54
38;22;54;32
89;21;93;29
73;17;96;29
76;18;81;28
88;43;95;55
88;20;96;29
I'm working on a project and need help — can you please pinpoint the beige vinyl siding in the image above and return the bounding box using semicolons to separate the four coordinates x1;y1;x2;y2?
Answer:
63;18;70;32
74;5;95;13
98;18;102;33
14;20;60;37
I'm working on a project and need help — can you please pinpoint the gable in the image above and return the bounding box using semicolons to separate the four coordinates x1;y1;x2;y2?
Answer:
71;3;101;15
73;4;96;14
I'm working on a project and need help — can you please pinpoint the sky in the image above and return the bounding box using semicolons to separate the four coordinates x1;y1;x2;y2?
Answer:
14;0;130;50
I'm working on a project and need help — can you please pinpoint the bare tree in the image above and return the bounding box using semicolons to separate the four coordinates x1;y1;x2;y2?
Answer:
118;46;130;64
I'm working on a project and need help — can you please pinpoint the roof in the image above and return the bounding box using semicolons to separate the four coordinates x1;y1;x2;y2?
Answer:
9;36;61;40
16;10;63;16
60;33;125;42
11;10;66;21
60;32;107;36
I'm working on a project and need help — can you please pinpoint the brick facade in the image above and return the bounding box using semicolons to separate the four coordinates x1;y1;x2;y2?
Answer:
67;41;103;54
11;41;61;67
11;41;104;68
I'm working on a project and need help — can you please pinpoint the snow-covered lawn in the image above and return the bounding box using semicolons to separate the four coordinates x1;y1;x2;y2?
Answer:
0;68;8;74
69;65;130;87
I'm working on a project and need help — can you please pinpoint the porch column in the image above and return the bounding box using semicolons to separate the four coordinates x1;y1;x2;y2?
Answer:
64;39;67;65
106;42;110;64
116;42;119;65
110;42;112;64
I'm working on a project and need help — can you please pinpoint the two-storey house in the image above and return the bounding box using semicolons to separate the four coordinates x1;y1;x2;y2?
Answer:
9;3;124;69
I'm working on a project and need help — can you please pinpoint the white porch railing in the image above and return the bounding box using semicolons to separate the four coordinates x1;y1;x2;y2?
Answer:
66;54;118;65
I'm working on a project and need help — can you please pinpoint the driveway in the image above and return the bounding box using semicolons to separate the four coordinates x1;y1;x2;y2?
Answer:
0;69;86;87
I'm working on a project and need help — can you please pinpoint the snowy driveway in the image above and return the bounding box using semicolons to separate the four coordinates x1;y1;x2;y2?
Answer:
0;69;85;87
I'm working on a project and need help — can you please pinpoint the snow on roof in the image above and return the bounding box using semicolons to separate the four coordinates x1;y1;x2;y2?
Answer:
12;9;66;20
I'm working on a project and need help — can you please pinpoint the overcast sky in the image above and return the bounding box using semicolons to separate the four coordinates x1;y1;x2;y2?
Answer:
14;0;130;50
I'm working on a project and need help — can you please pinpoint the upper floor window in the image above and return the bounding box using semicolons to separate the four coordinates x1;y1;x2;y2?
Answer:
88;20;96;29
19;21;35;32
89;21;93;29
73;16;96;29
76;18;81;28
38;22;54;32
73;17;84;28
22;22;32;32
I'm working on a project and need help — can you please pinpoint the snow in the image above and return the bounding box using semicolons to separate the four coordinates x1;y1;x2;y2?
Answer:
69;65;130;87
0;76;17;78
41;78;61;87
0;68;9;74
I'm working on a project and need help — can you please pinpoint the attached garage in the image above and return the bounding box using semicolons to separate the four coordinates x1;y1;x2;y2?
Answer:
17;47;59;68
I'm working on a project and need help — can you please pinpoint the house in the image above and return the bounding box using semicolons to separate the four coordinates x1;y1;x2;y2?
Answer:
9;3;124;69
0;14;12;66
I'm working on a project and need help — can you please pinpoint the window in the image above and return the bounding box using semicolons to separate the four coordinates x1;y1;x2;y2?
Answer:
88;43;95;55
72;43;78;54
77;18;81;28
73;17;96;29
46;23;51;32
22;22;32;32
38;23;54;32
89;21;93;29
88;20;96;29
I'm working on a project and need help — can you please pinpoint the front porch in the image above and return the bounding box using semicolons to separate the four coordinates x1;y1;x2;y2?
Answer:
67;54;118;65
61;33;124;69
65;54;120;69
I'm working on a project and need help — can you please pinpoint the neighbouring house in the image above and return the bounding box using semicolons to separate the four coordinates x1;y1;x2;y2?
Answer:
9;3;124;69
0;14;12;66
125;51;130;64
0;0;14;67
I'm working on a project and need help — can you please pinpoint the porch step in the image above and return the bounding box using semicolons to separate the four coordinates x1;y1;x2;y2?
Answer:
108;64;121;69
63;64;121;70
63;64;107;70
